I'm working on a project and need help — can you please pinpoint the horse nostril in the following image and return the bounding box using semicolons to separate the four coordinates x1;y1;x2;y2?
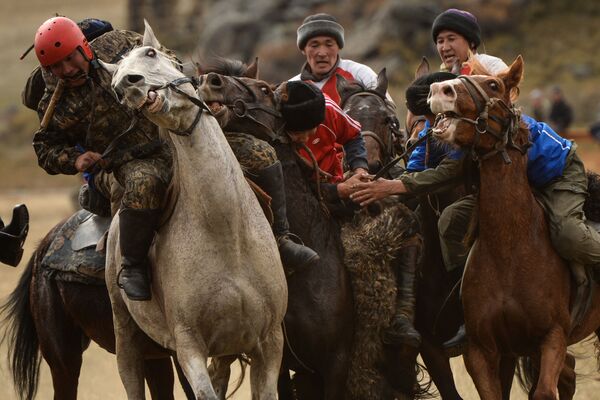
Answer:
208;73;222;88
442;84;456;99
127;74;144;84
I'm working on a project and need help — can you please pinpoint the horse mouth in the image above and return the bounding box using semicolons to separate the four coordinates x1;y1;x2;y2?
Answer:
207;101;226;116
140;90;164;113
432;113;459;139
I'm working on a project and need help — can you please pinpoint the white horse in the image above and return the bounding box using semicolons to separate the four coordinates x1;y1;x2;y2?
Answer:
103;22;287;399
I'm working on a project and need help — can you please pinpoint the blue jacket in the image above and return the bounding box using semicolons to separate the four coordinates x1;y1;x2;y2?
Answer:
406;115;572;188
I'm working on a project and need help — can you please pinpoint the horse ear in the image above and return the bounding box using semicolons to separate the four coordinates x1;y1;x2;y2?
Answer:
99;60;118;75
375;68;388;96
415;57;430;79
142;19;162;48
246;57;259;79
501;55;524;95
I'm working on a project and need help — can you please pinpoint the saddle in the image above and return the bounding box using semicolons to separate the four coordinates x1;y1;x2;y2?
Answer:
42;210;111;285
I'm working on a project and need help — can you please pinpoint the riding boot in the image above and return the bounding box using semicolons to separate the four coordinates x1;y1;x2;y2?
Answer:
443;266;467;357
118;208;161;301
253;161;320;275
382;245;422;348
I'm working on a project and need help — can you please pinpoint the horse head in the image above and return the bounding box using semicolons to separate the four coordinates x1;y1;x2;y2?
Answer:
107;21;198;133
197;63;283;141
428;55;528;162
337;69;402;174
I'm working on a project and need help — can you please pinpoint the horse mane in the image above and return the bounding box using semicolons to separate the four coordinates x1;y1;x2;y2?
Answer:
196;56;250;77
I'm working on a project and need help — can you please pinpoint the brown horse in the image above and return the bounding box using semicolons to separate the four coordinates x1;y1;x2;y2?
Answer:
1;214;194;400
336;68;405;176
196;63;424;399
429;55;600;399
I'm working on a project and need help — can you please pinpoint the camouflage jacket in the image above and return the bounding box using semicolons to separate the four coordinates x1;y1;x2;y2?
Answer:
32;30;174;175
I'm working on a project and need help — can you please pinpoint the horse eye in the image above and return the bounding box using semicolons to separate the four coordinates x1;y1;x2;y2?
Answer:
489;81;499;91
260;86;269;94
146;49;156;58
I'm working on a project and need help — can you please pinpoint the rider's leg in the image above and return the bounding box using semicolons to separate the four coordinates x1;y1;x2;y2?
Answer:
383;243;422;348
536;149;600;267
226;132;319;275
115;157;171;301
437;194;477;356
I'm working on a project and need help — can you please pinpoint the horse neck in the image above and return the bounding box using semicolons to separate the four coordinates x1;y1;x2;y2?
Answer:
477;147;536;241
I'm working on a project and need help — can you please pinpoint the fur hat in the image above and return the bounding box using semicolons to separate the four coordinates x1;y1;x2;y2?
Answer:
297;13;345;50
432;8;481;49
282;81;325;131
405;72;457;116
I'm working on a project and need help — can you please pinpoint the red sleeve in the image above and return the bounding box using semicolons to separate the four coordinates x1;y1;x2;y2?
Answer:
324;96;362;145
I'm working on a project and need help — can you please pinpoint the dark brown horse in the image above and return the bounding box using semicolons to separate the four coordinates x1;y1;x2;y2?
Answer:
336;69;405;176
429;55;600;399
1;215;194;400
196;62;424;399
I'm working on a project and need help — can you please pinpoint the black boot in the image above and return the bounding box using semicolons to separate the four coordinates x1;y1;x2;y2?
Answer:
253;162;319;275
443;266;466;357
443;324;466;358
0;204;29;267
382;245;422;348
117;208;161;301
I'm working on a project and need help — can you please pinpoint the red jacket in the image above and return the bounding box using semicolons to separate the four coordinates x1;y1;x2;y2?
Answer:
298;95;363;183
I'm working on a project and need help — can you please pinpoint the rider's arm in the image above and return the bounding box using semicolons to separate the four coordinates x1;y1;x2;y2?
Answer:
399;155;465;196
32;92;82;175
325;98;368;172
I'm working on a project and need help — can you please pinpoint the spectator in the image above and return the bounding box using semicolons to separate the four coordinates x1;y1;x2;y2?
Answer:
549;86;574;136
529;88;546;122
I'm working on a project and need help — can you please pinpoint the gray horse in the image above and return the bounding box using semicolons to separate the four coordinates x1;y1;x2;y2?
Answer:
103;22;287;399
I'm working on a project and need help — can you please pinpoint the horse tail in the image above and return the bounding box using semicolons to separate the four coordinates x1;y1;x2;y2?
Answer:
515;356;537;393
413;360;434;399
0;246;42;400
226;354;250;399
584;171;600;222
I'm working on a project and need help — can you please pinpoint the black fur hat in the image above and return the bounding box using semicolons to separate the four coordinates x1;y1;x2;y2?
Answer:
405;72;456;116
282;81;326;131
432;9;481;49
297;13;345;50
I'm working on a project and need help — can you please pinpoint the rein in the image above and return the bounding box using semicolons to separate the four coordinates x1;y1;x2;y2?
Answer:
153;76;212;136
438;75;528;164
371;130;430;180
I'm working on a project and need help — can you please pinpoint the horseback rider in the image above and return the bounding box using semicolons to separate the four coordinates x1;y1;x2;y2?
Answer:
281;80;422;348
290;13;394;106
30;16;175;301
350;76;600;357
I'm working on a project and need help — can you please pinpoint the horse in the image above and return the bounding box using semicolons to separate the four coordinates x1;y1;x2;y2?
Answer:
196;64;424;399
1;213;191;400
335;69;405;176
428;55;600;399
104;22;287;399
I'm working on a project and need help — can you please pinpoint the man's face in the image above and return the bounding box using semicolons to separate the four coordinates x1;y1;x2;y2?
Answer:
47;48;90;87
302;36;340;79
288;126;318;143
436;30;472;71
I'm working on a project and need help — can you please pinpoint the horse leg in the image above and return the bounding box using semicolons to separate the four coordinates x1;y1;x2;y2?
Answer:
173;356;196;400
34;277;87;400
174;330;218;399
249;326;284;399
532;327;567;400
144;357;175;400
420;337;462;399
292;371;323;400
499;355;516;400
277;367;295;400
322;348;350;399
557;353;576;400
208;355;236;399
464;343;502;400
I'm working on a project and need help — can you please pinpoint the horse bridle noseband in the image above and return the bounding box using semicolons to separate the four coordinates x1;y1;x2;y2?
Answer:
437;75;529;164
341;90;402;166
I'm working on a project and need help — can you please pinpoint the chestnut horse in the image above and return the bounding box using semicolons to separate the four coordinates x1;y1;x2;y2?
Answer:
0;216;192;400
429;55;600;399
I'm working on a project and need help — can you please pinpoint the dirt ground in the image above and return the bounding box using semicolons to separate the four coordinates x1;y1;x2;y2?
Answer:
1;136;600;399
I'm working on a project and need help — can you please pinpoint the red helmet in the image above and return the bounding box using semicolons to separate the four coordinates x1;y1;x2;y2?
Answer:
34;17;93;67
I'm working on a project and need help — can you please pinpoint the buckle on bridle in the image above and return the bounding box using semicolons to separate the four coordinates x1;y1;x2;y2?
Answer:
232;99;248;117
475;117;488;133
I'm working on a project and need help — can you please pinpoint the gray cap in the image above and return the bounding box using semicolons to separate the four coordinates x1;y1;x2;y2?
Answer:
297;13;344;50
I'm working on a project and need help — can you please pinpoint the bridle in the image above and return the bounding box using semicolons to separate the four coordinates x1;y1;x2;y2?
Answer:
341;90;403;167
436;75;529;164
217;76;284;140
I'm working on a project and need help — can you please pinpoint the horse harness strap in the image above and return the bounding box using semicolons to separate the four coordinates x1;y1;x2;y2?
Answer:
449;75;528;164
372;130;430;180
155;76;212;136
